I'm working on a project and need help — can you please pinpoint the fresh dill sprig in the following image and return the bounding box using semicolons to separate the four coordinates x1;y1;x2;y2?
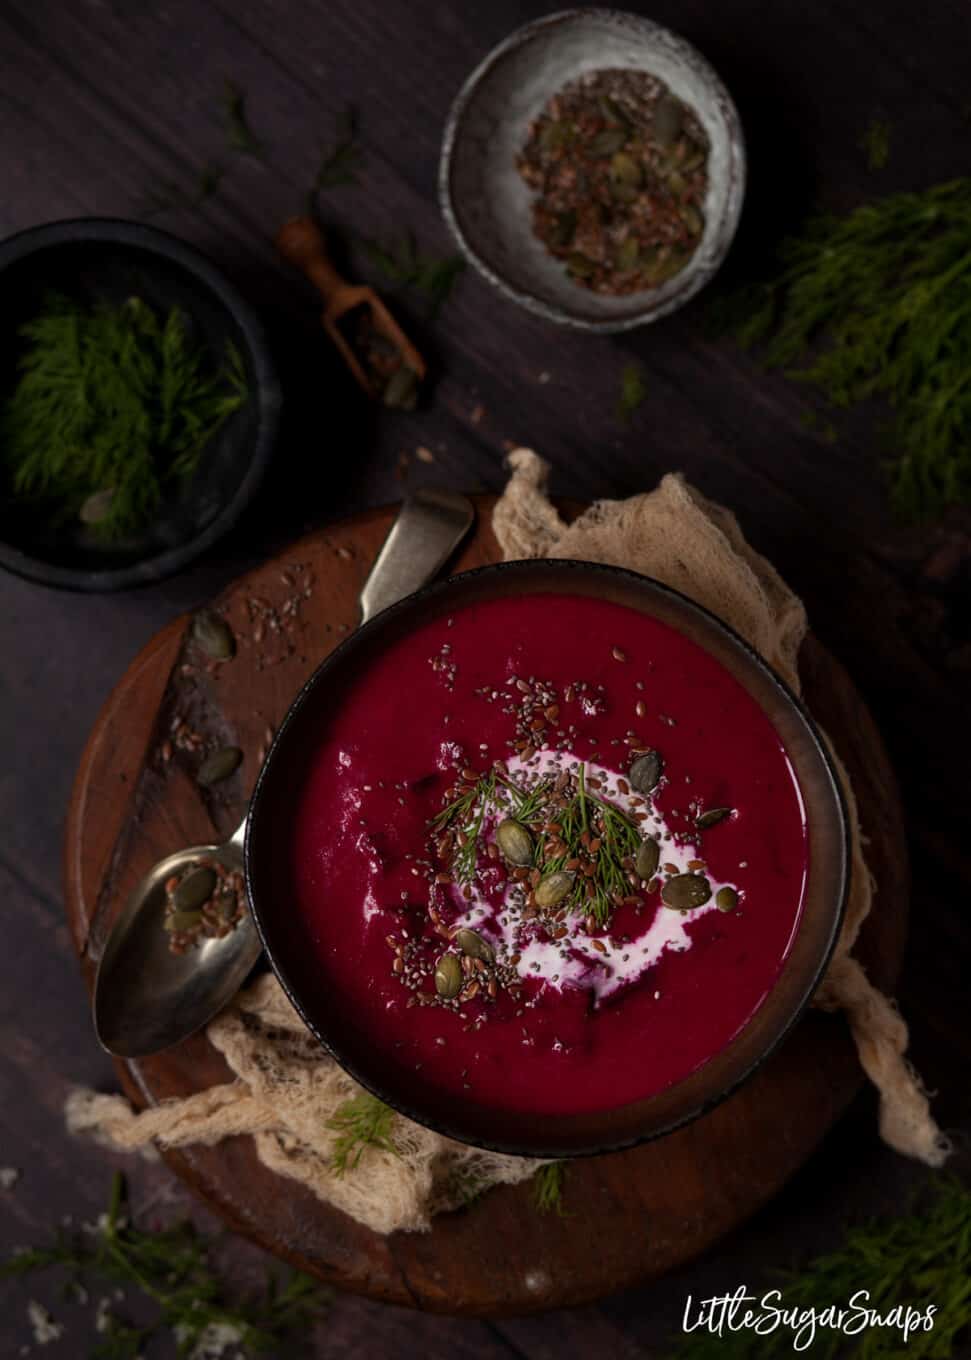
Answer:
431;768;500;884
432;764;640;923
0;1174;330;1358
360;231;465;320
327;1093;398;1176
1;295;248;540
222;79;264;158
542;763;642;925
502;774;555;831
859;115;891;171
617;361;648;423
713;177;971;518
311;105;365;198
138;161;226;219
672;1176;971;1360
532;1162;568;1216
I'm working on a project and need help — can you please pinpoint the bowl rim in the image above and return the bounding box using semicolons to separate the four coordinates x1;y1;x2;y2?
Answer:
244;557;849;1159
438;6;747;332
0;216;281;592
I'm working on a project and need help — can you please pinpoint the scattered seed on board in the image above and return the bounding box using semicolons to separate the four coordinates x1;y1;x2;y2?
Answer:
196;746;243;786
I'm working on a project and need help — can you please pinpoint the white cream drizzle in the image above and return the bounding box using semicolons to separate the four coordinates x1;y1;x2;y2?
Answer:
448;748;739;1004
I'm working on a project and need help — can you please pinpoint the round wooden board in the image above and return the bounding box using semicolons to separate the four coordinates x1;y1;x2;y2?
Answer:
64;496;908;1317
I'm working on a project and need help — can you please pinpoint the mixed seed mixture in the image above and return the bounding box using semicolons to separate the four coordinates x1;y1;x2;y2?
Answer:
377;646;741;1042
162;858;246;954
517;68;710;294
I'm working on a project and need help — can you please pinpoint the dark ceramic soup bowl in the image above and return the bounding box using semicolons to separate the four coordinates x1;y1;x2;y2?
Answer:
245;560;847;1158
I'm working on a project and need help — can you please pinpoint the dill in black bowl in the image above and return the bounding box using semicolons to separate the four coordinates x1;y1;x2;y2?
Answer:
0;220;279;591
2;292;248;542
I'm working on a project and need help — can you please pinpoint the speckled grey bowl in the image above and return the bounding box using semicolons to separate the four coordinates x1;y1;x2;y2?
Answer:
439;8;746;332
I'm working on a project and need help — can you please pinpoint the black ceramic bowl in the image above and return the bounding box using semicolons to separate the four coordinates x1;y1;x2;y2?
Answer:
245;560;849;1159
0;218;280;591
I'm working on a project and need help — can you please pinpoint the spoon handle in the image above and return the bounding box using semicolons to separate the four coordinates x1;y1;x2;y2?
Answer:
359;490;475;623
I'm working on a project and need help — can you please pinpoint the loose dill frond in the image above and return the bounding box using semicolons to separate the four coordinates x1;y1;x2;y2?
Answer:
327;1093;398;1176
672;1176;971;1360
617;361;648;423
532;1162;569;1215
360;231;465;319
1;1174;330;1358
715;177;971;518
311;105;364;198
1;295;248;540
138;160;227;219
222;79;263;158
859;116;891;171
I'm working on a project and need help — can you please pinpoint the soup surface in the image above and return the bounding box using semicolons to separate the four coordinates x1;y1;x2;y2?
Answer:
283;592;808;1116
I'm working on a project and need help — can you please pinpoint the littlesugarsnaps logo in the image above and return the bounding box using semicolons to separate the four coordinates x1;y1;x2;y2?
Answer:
682;1286;937;1352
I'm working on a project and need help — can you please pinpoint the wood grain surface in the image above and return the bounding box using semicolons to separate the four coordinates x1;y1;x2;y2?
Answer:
2;1;969;1354
62;497;908;1316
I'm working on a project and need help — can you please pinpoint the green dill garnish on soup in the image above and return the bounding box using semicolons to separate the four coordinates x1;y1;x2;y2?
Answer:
672;1176;971;1359
1;1173;330;1357
715;178;971;518
1;295;249;541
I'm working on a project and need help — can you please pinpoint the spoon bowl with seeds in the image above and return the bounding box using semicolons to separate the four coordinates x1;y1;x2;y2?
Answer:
92;488;475;1057
93;821;256;1057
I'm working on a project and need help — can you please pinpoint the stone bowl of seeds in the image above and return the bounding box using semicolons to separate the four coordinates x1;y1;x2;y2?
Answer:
439;8;746;331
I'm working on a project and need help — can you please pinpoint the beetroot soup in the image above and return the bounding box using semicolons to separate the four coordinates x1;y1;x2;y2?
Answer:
283;592;808;1117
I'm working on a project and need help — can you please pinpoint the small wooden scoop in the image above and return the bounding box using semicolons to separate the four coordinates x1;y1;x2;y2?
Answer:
275;215;426;407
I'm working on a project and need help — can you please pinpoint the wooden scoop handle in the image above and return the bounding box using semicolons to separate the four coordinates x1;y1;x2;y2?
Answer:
275;216;348;307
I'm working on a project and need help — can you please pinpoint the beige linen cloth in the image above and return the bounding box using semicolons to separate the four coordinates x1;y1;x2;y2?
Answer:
68;451;948;1234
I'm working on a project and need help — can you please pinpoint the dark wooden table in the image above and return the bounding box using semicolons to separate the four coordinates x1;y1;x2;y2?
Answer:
1;1;968;1355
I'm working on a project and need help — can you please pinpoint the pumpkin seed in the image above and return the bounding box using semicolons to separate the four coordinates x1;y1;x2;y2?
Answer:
629;750;663;794
566;252;595;278
163;909;203;933
716;886;738;913
434;953;462;999
666;170;686;195
455;927;495;963
697;806;732;830
682;144;706;172
590;127;628;156
534;870;574;909
191;609;236;660
79;488;115;525
635;837;660;880
661;873;712;910
644;250;689;285
540;119;570;152
197;746;243;786
653;95;684;148
598;95;631;129
609;181;639;205
609;151;643;190
551;209;577;247
495;818;534;866
173;866;218;913
383;364;420;411
616;237;641;272
681;205;704;236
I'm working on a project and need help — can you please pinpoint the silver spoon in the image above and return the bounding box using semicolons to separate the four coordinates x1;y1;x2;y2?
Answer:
94;489;475;1057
